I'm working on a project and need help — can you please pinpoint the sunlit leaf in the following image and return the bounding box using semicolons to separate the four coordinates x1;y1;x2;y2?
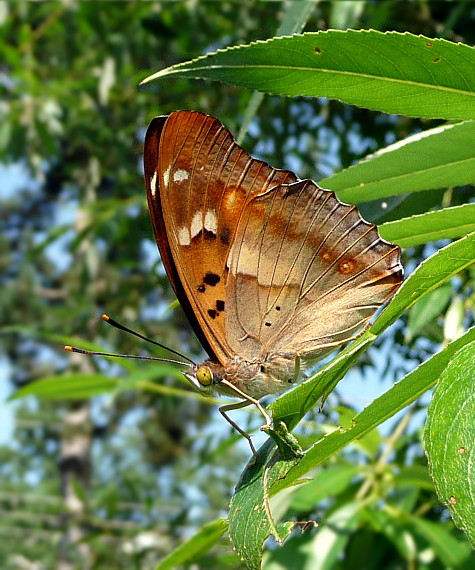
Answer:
378;204;475;248
323;121;475;203
143;30;475;121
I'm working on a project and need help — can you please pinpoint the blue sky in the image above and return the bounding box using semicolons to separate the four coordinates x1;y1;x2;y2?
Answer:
1;163;30;443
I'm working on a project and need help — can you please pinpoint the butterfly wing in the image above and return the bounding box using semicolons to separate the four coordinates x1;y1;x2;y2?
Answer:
144;111;297;363
225;179;403;361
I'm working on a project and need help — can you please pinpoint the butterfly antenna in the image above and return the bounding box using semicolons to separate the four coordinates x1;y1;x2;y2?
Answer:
100;314;196;365
64;345;190;367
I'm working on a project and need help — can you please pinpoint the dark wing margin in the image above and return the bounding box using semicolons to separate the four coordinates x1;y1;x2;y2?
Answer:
145;111;299;364
144;115;217;360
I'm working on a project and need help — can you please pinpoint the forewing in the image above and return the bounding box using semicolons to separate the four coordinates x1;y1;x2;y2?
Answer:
226;180;403;361
144;111;297;363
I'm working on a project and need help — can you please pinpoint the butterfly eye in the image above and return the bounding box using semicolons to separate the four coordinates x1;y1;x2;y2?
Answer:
196;365;213;387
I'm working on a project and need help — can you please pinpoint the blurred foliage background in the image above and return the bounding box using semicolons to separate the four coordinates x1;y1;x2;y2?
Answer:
1;1;474;569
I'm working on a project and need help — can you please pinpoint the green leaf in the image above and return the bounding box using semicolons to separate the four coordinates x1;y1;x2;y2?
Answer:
322;121;475;204
230;328;475;565
229;443;303;570
363;188;445;226
364;508;417;562
288;465;360;513
424;341;475;547
155;518;228;570
271;326;475;496
444;295;466;343
379;204;475;248
142;30;475;121
335;405;382;456
395;465;435;492
263;502;362;570
329;0;365;29
406;282;452;341
10;374;119;401
407;516;472;566
9;365;199;403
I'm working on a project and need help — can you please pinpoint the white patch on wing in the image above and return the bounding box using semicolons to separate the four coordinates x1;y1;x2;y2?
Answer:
163;165;171;187
190;211;202;239
150;171;158;197
204;210;217;234
178;226;191;246
173;169;189;183
179;210;217;247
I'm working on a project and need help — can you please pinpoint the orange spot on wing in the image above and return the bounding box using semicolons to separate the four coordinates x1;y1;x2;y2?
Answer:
318;246;333;264
338;259;356;274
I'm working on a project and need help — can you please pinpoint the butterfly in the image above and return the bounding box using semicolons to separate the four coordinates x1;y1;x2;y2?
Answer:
143;110;403;455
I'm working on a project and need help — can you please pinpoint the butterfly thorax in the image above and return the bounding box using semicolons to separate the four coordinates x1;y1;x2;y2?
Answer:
184;354;297;400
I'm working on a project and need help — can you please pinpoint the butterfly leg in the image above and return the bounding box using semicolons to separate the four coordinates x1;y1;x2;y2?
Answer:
294;355;301;383
219;400;258;457
220;379;273;429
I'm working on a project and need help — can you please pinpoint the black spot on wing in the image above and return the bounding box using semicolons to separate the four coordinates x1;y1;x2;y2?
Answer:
216;300;225;312
192;228;216;242
220;226;231;245
203;272;220;286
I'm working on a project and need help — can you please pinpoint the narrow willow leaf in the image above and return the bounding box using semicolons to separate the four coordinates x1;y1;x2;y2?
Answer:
443;295;466;343
322;121;475;203
142;30;475;121
379;204;475;248
10;374;119;400
406;283;452;341
231;330;475;565
271;327;475;496
155;518;228;570
369;189;445;226
11;369;196;402
288;465;360;513
424;341;475;547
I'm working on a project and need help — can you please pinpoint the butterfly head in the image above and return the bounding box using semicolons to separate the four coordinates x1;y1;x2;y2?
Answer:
183;362;221;396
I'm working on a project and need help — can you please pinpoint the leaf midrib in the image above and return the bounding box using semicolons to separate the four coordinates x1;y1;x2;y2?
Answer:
162;63;475;98
338;156;475;191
